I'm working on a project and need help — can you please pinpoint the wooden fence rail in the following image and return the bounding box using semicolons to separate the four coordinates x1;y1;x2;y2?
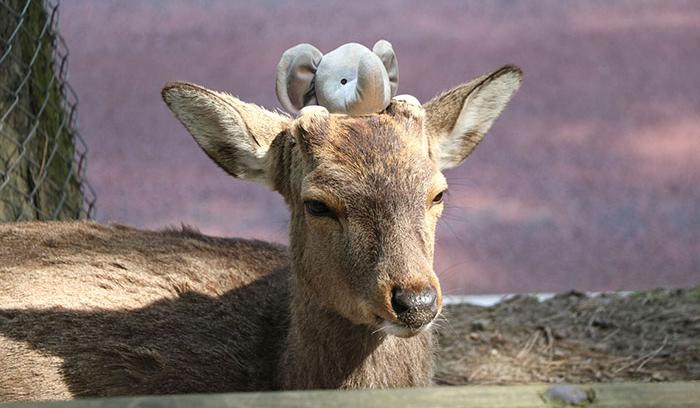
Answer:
3;382;699;408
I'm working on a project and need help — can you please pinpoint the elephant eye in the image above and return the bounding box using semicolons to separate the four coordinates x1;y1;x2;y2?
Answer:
340;78;348;85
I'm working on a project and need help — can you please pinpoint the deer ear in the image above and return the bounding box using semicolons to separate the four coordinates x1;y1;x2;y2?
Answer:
425;65;522;170
162;81;290;184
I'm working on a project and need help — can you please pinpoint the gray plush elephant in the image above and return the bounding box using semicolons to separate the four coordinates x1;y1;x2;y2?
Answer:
276;40;399;115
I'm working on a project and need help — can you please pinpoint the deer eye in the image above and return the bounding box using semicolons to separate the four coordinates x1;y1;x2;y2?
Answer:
304;200;335;218
432;191;445;205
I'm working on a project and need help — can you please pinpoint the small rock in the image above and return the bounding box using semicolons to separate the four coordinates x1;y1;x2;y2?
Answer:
490;333;506;345
592;319;616;329
470;319;490;331
651;372;666;381
468;332;481;341
559;290;588;299
552;328;568;340
543;384;594;406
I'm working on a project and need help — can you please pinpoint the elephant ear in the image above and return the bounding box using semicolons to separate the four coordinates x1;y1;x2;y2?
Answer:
372;40;399;97
276;43;323;113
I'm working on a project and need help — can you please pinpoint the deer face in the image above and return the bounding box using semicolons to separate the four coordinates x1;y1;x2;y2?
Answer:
162;65;522;337
287;103;445;336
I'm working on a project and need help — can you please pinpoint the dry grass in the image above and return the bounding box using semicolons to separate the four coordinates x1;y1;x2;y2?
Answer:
435;288;700;384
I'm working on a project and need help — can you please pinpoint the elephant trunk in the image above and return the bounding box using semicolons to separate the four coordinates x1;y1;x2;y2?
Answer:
346;53;391;115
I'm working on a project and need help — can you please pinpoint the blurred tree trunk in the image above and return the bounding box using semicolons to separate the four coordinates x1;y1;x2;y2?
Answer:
0;0;83;221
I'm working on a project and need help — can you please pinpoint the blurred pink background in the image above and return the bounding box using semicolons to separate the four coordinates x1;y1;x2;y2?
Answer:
59;0;700;294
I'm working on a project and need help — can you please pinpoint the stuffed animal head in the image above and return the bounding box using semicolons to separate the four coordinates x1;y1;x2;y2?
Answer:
276;40;399;115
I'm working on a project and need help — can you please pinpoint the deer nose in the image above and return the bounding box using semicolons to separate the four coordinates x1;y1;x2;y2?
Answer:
391;286;438;328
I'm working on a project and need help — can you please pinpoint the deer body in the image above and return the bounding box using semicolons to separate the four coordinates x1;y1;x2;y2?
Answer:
0;66;521;401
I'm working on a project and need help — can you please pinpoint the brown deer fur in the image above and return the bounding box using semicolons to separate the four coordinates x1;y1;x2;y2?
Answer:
0;65;522;401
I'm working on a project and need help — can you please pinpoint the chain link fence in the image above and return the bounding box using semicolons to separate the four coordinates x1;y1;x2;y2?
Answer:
0;0;94;222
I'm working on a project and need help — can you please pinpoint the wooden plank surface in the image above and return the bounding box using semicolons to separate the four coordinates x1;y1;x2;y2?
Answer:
3;382;699;408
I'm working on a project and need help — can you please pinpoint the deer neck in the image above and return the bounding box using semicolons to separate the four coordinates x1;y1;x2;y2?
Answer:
278;266;434;390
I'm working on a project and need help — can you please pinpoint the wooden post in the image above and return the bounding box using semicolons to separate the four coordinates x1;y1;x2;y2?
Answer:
0;0;84;221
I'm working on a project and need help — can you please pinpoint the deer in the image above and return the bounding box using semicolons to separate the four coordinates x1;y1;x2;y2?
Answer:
0;65;522;401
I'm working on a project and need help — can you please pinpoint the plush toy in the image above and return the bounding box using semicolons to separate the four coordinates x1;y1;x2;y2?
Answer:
276;40;399;115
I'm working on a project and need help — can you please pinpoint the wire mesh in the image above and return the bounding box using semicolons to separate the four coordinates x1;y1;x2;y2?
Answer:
0;0;94;222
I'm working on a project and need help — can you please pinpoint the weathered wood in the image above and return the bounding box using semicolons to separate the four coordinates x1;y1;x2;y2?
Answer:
2;382;698;408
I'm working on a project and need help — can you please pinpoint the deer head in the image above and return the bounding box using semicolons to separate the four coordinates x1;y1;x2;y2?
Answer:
162;65;522;337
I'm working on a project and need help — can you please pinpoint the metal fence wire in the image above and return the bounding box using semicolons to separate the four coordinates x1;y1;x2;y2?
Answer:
0;0;94;222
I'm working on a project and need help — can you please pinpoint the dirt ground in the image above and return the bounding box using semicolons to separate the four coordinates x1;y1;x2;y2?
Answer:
435;288;700;385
